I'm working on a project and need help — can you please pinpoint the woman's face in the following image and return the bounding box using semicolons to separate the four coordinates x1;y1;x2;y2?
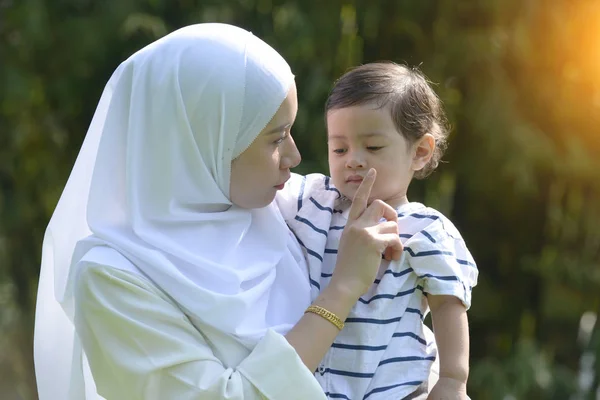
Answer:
230;83;300;209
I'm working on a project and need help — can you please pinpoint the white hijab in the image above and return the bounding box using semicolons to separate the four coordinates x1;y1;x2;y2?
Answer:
34;23;311;400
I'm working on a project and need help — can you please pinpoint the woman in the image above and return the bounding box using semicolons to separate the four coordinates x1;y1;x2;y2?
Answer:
34;23;403;399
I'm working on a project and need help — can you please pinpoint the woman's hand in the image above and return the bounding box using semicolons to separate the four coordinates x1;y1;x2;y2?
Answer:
330;168;403;298
285;169;402;371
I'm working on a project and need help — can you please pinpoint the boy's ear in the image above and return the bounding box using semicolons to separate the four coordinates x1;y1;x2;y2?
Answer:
412;134;435;172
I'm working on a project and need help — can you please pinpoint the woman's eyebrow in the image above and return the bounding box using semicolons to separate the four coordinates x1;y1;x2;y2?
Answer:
264;123;292;135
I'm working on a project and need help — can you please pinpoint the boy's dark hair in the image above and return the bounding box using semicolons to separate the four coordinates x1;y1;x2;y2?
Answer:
325;62;449;179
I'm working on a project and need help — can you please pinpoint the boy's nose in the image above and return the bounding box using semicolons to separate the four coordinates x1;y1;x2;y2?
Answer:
346;152;365;169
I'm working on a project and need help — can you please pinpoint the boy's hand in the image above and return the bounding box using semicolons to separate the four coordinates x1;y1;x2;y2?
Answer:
427;377;468;400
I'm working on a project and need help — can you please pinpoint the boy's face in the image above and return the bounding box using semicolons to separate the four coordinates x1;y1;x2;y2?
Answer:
327;104;429;208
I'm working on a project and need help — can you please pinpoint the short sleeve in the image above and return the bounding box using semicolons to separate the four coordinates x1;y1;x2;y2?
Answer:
404;216;478;309
74;263;326;400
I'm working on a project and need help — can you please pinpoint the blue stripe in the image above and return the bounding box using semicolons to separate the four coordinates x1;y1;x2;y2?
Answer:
406;307;424;319
324;248;337;254
309;196;343;214
346;316;402;324
404;247;453;258
305;248;323;262
330;225;345;230
386;267;413;278
457;258;477;267
321;272;333;278
358;285;423;304
325;393;351;400
420;229;436;243
399;233;413;239
418;273;459;281
324;176;341;197
309;277;321;290
392;331;427;345
324;368;374;378
363;381;423;399
297;175;306;211
374;267;414;284
294;215;328;236
295;237;323;262
383;267;413;278
294;230;321;290
378;356;436;367
331;342;388;351
405;247;476;268
398;212;440;221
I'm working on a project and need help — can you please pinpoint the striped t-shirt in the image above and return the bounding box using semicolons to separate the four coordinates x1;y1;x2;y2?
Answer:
276;173;478;400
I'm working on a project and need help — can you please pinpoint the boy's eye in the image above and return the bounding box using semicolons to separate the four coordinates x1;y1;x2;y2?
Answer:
332;148;347;154
367;146;384;151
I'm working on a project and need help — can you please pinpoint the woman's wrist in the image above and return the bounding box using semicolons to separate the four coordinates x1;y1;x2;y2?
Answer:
313;281;359;322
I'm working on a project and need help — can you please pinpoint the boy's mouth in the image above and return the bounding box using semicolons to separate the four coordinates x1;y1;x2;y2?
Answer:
346;175;364;184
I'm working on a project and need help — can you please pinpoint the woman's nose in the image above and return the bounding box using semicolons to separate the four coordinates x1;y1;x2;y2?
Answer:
281;135;301;169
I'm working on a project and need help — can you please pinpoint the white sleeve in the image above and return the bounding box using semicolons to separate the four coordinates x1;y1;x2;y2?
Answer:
74;264;326;400
404;217;478;309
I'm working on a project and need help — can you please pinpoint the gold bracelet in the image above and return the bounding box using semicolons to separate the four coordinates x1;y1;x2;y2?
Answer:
305;305;345;331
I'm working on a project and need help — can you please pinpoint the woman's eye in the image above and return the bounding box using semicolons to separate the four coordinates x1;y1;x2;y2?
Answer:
274;134;288;145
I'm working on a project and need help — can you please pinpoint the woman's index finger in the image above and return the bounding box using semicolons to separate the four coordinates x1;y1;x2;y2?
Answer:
348;168;376;221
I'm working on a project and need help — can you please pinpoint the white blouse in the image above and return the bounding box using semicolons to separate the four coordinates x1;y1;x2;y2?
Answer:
73;247;326;400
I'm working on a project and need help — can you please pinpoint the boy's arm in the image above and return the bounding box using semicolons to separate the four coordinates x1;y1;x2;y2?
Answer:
402;211;477;398
428;294;470;390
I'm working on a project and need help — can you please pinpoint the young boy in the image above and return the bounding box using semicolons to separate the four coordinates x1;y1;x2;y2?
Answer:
277;63;478;399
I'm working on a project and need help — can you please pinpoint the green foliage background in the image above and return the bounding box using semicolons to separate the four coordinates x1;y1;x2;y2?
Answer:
1;0;599;398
